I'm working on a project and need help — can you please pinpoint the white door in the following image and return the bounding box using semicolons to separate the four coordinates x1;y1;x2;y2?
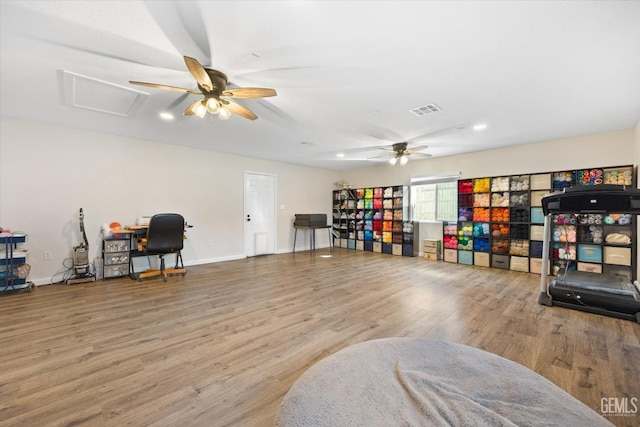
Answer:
244;172;276;256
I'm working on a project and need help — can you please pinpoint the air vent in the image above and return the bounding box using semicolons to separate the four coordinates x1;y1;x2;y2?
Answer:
409;103;441;117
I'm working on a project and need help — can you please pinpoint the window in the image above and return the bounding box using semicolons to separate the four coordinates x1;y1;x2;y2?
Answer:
411;175;459;221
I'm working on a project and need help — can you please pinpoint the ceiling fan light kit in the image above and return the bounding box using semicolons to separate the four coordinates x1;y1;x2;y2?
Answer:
129;55;277;121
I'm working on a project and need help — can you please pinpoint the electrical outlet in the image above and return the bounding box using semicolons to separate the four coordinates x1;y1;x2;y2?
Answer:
44;250;52;260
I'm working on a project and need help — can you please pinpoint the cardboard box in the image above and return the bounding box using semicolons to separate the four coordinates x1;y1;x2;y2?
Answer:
423;252;439;261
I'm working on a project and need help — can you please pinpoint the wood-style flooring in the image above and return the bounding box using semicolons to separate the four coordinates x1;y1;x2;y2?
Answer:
1;248;639;426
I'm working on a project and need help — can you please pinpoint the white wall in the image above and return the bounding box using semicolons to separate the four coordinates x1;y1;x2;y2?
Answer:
0;117;339;285
2;117;637;284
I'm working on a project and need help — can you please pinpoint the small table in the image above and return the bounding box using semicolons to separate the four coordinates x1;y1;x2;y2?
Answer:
292;225;333;253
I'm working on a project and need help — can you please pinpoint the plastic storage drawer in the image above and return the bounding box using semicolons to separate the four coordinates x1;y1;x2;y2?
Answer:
104;264;128;278
104;252;129;266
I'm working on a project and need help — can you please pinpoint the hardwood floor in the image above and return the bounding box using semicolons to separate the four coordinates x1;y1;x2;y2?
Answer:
1;248;639;426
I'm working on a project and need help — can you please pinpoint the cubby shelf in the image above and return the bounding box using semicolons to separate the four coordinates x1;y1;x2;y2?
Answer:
445;165;636;279
332;186;418;256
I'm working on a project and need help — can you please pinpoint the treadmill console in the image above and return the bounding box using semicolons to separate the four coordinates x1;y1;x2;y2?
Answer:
542;184;640;215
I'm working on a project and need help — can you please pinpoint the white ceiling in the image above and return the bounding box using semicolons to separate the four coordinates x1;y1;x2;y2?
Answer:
1;1;639;171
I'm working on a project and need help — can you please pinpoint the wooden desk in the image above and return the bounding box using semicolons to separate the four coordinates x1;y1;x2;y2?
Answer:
293;225;332;253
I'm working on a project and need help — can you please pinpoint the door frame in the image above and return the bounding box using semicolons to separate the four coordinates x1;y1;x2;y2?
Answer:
243;170;277;257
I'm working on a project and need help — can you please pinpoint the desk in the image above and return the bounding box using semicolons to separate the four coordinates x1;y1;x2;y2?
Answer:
292;225;332;253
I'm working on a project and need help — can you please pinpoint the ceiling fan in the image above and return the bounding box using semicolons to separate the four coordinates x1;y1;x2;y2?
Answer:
130;55;277;121
374;142;432;165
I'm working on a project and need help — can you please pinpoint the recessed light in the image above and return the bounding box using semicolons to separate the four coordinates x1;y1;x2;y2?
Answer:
159;112;174;121
473;123;487;131
336;153;345;158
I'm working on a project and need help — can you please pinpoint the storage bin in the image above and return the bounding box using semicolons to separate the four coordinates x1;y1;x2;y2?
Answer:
577;262;602;274
530;241;544;258
382;243;392;254
474;252;490;267
356;240;364;251
444;249;458;263
458;250;473;265
364;241;373;251
530;207;545;224
603;246;631;266
510;256;529;272
530;173;551;190
577;244;602;263
348;240;356;249
530;190;549;207
402;244;415;257
530;225;544;241
373;242;382;253
392;243;402;255
491;254;509;270
529;258;550;275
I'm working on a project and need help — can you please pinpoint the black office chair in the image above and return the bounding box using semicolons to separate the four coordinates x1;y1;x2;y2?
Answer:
138;213;186;282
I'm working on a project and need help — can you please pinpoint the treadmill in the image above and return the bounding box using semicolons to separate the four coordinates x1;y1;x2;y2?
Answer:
538;185;640;323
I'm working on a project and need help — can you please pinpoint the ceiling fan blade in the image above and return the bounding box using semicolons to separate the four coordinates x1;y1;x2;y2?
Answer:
409;153;433;158
184;55;213;91
224;100;258;120
129;81;201;94
408;145;429;152
184;99;203;116
221;87;277;98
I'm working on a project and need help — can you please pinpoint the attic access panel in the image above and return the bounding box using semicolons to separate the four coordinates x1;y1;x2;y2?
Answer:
59;70;147;117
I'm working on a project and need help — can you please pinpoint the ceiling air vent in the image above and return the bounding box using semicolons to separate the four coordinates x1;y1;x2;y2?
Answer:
409;103;441;117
